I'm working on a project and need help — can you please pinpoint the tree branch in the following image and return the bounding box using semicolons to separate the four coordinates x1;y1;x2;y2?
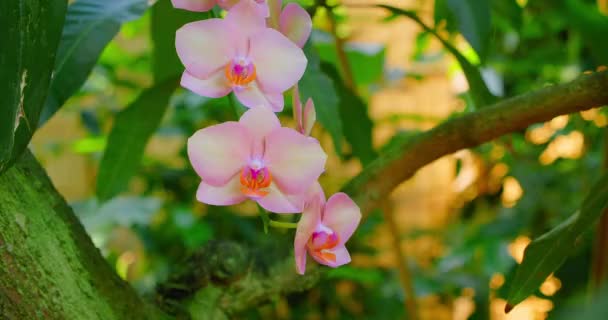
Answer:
343;70;608;215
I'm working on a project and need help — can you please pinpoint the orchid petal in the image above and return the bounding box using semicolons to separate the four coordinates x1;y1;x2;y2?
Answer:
294;194;323;274
196;175;247;206
310;245;351;268
176;19;234;79
172;0;216;12
233;82;284;112
249;28;307;93
322;193;361;245
187;122;251;186
225;0;266;34
279;3;312;48
239;107;281;143
181;70;231;98
256;183;303;214
264;128;327;194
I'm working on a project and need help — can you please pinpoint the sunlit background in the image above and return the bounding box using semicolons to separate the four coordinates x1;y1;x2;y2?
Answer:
30;0;608;319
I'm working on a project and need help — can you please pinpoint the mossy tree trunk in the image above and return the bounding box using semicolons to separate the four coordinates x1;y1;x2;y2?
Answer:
0;151;164;320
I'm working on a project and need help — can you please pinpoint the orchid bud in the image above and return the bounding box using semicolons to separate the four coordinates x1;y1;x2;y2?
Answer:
303;98;316;136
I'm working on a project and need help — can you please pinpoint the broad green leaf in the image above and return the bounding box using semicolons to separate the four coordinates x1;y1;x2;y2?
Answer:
380;5;495;109
151;0;208;82
299;44;343;155
446;0;491;60
96;79;179;202
321;63;376;165
505;172;608;311
39;0;149;125
0;0;67;174
434;0;456;31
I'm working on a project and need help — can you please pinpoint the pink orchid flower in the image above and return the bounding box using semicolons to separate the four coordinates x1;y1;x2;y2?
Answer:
172;0;268;16
292;85;316;136
176;0;306;111
294;186;361;274
188;107;327;213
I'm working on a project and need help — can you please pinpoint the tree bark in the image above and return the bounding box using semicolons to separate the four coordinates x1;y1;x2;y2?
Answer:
0;151;165;320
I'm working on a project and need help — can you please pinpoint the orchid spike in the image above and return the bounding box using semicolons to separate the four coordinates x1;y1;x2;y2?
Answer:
294;186;361;274
176;0;305;111
188;107;327;213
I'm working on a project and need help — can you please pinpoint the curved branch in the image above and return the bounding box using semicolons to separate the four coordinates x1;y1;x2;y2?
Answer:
343;70;608;214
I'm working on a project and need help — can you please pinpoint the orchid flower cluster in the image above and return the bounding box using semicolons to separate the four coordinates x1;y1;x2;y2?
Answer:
172;0;361;275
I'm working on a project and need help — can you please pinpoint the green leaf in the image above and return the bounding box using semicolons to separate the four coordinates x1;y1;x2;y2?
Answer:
505;172;608;311
96;79;179;202
446;0;491;60
321;63;377;165
299;44;343;155
151;0;207;82
0;0;67;174
379;5;495;109
39;0;149;125
434;0;456;31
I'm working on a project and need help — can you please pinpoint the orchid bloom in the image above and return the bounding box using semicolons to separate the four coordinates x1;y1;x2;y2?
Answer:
294;187;361;274
176;0;306;111
188;107;327;213
292;85;316;136
172;0;268;16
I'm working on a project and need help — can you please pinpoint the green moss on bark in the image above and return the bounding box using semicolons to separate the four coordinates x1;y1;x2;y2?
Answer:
0;151;164;320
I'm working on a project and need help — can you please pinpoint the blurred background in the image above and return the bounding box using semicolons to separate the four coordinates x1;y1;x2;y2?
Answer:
30;0;608;319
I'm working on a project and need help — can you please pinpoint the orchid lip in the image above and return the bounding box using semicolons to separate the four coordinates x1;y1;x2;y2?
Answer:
225;58;256;88
240;165;272;198
308;225;340;263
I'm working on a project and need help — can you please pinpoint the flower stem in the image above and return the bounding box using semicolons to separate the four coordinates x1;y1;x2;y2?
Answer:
269;220;298;229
